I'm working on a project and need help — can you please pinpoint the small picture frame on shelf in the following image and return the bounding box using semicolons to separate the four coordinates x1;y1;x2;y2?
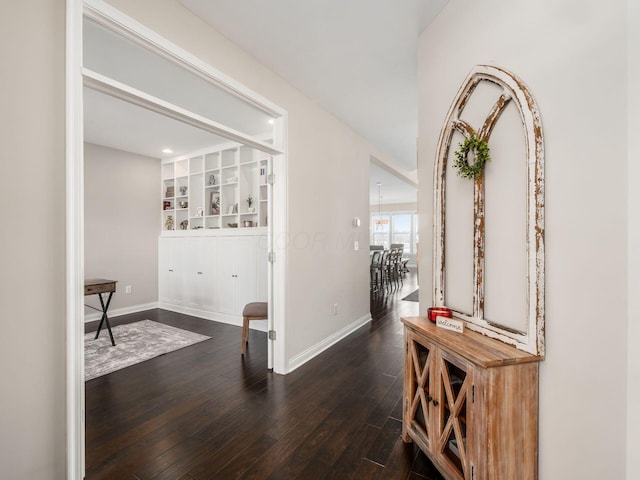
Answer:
196;207;204;217
209;191;220;215
227;205;235;215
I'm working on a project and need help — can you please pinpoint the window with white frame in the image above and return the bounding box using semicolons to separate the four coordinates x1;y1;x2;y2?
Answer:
371;211;418;254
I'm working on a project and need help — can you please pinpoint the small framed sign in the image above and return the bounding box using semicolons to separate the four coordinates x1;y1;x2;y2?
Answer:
436;316;464;333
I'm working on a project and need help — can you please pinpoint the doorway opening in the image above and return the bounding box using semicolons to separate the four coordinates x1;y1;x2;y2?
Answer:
66;1;288;478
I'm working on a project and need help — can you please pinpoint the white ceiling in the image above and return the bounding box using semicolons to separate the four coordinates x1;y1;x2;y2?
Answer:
84;1;446;201
84;87;232;159
178;0;448;174
370;162;417;205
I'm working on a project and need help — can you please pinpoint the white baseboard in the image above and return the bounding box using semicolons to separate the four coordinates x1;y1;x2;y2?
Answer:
286;313;372;373
83;302;158;322
157;302;268;332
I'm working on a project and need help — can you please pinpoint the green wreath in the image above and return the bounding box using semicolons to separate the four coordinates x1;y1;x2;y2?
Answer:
453;132;491;179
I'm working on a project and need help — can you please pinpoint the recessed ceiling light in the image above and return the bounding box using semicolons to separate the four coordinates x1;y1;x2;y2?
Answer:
162;148;173;154
268;119;274;125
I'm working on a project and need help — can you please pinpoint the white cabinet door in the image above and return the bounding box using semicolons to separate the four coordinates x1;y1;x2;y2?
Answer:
160;235;266;317
200;236;219;311
236;236;257;314
182;237;204;308
159;237;183;305
217;236;238;315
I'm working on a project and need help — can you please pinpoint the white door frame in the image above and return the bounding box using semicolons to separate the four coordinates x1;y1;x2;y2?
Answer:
66;1;289;478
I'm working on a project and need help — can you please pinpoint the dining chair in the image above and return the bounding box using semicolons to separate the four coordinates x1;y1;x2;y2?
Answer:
370;250;384;292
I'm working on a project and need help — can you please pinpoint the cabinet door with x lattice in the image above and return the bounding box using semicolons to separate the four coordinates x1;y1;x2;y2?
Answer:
402;316;540;480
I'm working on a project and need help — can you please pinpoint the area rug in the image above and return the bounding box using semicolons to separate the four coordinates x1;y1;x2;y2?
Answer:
85;320;210;381
402;289;419;302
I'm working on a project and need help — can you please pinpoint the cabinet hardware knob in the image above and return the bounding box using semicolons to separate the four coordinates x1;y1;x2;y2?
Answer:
427;395;433;403
432;399;439;407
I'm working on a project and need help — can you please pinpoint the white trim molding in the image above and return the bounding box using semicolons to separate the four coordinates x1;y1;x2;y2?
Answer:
286;314;372;374
66;1;84;478
83;302;159;322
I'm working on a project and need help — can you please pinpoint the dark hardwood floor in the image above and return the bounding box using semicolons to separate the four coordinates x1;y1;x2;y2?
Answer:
85;270;443;479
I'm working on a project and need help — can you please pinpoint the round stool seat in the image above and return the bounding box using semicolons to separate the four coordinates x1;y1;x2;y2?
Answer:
242;302;268;317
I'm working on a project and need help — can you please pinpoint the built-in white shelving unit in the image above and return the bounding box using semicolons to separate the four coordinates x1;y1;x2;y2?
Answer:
162;144;270;232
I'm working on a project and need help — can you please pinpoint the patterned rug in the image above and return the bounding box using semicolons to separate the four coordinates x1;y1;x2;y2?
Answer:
402;289;419;302
85;320;210;381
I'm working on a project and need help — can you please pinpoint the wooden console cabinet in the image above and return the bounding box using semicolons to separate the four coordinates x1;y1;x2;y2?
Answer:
402;316;541;480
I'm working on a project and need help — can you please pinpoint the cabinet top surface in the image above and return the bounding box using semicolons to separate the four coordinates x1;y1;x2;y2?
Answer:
160;227;267;238
402;316;541;368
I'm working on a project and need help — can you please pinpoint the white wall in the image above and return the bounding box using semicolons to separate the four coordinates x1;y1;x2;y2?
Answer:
370;202;417;214
418;0;628;478
0;1;66;478
84;143;160;318
104;0;396;367
628;0;640;477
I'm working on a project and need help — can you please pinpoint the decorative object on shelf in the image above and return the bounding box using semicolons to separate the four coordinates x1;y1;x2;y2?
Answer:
161;145;271;231
209;192;220;215
227;222;238;228
427;306;452;323
243;220;253;227
180;220;188;230
164;215;174;230
453;130;491;179
192;225;203;229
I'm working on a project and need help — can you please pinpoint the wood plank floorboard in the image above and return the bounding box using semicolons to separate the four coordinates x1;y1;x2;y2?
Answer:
85;269;444;479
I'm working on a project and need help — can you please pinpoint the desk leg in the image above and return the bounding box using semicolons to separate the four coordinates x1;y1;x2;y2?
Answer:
95;291;116;346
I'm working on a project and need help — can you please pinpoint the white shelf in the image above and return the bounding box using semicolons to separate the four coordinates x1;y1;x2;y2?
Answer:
162;145;270;231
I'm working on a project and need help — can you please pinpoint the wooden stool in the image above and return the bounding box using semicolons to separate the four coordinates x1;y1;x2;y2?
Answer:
242;302;268;354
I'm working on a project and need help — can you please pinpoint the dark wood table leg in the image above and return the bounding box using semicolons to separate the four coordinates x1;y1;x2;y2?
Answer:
95;291;116;346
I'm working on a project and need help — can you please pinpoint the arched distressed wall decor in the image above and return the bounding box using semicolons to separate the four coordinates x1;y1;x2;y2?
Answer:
433;65;545;356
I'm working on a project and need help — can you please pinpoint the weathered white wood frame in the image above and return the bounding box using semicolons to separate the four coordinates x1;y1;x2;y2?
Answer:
432;65;545;356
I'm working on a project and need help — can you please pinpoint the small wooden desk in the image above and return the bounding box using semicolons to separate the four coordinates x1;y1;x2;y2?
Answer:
85;278;117;346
